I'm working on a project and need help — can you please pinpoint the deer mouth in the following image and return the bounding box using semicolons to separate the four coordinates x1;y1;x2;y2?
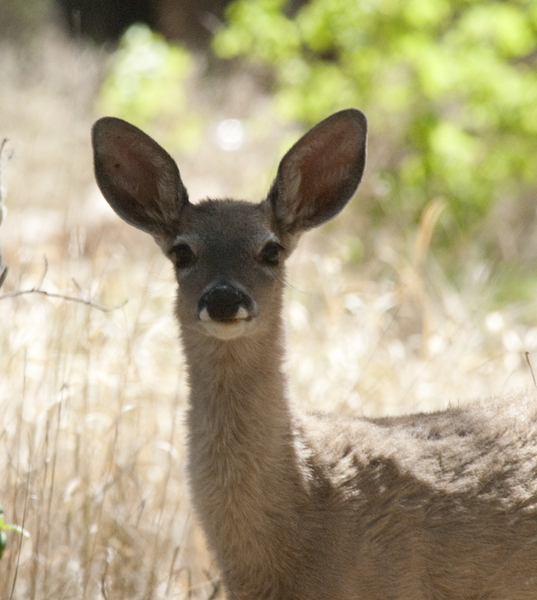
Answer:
198;316;255;340
198;305;253;324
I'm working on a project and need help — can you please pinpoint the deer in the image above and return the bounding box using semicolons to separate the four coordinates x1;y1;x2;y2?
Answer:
92;109;537;600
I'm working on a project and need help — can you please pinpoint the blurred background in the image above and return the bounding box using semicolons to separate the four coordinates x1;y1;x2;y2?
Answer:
2;0;537;597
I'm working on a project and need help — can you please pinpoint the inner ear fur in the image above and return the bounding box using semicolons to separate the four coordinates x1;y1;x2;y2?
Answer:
268;109;367;234
92;117;188;240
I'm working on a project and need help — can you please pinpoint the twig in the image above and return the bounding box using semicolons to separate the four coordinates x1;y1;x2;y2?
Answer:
0;256;127;313
37;255;49;290
0;137;12;290
526;352;537;387
71;277;84;295
0;144;123;312
0;287;127;312
100;547;111;600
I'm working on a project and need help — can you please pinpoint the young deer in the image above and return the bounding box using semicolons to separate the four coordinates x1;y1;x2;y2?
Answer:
92;110;537;600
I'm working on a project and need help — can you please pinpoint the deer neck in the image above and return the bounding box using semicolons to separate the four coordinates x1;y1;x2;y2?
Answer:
181;310;309;578
183;313;298;478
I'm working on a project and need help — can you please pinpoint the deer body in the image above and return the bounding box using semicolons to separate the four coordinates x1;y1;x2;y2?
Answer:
92;110;537;599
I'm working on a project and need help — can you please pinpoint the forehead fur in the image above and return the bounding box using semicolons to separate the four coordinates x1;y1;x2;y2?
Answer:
185;198;273;241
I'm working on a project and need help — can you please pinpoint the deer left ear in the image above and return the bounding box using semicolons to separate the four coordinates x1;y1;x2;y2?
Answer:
268;109;367;235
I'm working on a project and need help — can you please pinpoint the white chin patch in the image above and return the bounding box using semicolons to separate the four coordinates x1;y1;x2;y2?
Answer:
198;305;256;340
201;319;250;340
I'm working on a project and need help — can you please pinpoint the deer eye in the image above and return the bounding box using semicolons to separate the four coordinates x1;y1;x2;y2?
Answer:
171;243;196;269
259;241;283;266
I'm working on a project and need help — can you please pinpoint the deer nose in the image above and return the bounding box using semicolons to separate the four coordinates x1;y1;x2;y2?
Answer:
198;285;255;323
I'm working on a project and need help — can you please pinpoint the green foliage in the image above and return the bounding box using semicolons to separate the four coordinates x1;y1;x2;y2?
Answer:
98;24;203;152
215;0;537;236
0;506;29;561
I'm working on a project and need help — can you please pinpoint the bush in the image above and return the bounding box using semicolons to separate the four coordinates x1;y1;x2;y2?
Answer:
214;0;537;240
97;24;202;152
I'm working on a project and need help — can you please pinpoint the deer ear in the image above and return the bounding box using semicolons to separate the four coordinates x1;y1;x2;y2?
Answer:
268;109;367;234
92;117;188;242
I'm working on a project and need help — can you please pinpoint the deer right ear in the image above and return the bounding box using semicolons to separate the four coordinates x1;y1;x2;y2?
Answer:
92;117;189;241
268;109;367;235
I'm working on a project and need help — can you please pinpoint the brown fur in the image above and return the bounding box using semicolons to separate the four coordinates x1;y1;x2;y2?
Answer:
92;110;537;600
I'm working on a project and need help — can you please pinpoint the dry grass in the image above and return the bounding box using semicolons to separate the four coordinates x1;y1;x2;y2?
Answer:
1;28;537;600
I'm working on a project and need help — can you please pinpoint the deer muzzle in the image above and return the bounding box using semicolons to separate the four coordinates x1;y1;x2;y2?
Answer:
198;284;256;323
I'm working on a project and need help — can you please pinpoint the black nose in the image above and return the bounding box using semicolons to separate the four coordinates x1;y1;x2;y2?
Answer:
198;285;253;322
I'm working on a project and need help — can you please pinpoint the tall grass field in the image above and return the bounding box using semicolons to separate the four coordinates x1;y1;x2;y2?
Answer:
1;29;537;599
